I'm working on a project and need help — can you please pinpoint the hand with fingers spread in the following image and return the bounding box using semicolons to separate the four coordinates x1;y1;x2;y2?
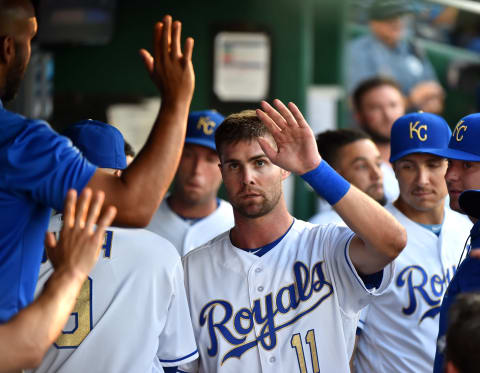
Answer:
0;188;116;372
256;99;321;175
46;188;117;281
139;15;195;106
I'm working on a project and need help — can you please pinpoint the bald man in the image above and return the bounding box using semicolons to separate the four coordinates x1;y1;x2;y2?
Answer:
0;1;194;328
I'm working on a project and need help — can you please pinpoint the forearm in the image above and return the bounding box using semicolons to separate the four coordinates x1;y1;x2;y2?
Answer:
334;186;406;273
116;100;190;224
87;99;191;227
301;161;405;274
0;269;86;371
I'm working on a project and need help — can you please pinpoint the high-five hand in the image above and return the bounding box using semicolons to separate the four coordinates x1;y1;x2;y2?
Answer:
256;99;321;175
139;15;195;106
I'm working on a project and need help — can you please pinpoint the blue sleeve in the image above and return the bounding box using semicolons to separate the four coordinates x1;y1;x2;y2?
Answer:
1;119;96;211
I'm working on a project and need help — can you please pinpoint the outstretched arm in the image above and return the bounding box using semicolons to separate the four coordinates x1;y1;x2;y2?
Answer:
86;15;195;227
0;189;116;372
257;99;406;275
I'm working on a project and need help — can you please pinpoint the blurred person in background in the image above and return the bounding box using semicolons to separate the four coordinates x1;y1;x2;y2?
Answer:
352;77;406;203
147;110;234;256
310;129;385;226
347;0;445;114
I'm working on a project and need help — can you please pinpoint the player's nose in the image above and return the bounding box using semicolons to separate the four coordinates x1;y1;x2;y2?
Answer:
241;167;255;185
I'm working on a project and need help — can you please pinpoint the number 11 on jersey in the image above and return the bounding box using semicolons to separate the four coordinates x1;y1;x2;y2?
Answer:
291;329;320;373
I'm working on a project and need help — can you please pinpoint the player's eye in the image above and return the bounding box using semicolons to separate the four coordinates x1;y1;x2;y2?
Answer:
463;162;473;169
256;159;265;167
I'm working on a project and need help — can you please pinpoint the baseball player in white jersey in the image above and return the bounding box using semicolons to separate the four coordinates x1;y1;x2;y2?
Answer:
147;110;234;256
354;112;472;373
179;100;407;373
310;129;385;226
29;120;198;373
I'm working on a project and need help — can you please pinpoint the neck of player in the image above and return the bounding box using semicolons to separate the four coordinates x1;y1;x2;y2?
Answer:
168;194;218;219
230;198;293;250
394;197;445;225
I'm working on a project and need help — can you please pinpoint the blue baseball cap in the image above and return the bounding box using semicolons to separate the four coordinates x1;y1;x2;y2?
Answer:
185;110;224;151
460;190;480;220
64;119;127;170
434;113;480;162
390;112;452;163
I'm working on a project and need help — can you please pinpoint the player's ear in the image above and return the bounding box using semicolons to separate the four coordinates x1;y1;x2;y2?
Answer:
281;169;290;180
0;35;15;64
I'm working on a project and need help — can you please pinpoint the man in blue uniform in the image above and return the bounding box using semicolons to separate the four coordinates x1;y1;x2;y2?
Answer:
0;0;194;327
433;114;480;372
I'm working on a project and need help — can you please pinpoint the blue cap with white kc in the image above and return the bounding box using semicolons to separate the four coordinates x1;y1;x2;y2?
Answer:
185;110;225;151
390;112;452;163
64;119;127;170
434;113;480;162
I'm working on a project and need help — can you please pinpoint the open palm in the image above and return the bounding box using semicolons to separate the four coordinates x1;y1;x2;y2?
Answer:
256;99;321;175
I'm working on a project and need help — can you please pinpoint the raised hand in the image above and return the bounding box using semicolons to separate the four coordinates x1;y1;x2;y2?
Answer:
45;188;117;280
139;15;195;106
256;99;321;175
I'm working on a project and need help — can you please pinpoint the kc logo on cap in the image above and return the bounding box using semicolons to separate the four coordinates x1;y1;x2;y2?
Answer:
390;112;451;163
409;121;427;141
452;120;467;142
197;117;216;135
185;110;225;151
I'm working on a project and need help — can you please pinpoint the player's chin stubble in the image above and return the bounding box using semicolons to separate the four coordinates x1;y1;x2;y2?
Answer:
233;191;282;219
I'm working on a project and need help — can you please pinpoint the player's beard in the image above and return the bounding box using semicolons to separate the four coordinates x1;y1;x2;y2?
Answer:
2;43;27;102
231;186;282;219
365;183;386;206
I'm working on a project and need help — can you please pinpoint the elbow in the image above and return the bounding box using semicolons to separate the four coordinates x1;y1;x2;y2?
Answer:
113;203;155;228
387;225;407;261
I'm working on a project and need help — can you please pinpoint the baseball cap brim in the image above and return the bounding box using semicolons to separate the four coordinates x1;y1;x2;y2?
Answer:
459;190;480;219
390;148;450;163
185;137;217;152
433;148;480;162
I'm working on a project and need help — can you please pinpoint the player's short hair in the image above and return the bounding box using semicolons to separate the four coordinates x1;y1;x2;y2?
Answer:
215;110;269;155
316;129;371;168
445;292;480;373
352;76;403;112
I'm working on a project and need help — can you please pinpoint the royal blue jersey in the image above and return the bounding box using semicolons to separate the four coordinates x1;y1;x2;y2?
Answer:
0;101;96;322
433;254;480;372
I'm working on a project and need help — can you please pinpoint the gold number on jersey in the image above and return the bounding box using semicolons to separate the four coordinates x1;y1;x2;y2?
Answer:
55;277;92;348
291;330;320;373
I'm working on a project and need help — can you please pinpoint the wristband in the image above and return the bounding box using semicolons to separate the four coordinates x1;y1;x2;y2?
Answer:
300;161;350;205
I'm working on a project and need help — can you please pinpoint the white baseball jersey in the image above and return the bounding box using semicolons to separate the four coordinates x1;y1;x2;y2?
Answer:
309;205;346;226
355;204;471;373
147;197;234;256
29;215;198;373
381;161;400;203
180;220;394;373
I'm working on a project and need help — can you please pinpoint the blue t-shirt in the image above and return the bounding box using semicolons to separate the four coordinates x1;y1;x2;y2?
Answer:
347;32;438;94
0;101;96;322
